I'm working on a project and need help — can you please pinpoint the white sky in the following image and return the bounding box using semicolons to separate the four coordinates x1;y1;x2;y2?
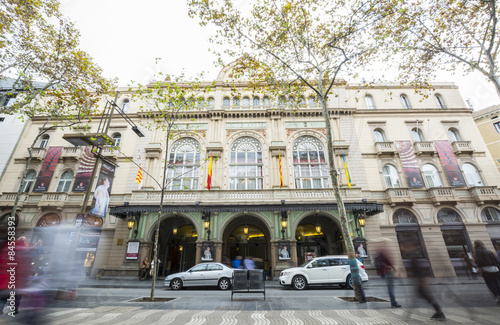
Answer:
60;0;498;111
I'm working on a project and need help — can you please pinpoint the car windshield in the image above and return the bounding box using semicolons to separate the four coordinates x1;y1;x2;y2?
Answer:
299;261;310;267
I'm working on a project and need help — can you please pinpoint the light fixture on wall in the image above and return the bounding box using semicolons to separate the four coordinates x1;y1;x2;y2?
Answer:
315;224;321;234
281;210;288;240
127;218;134;230
358;217;366;227
243;225;249;235
173;226;178;235
202;212;211;241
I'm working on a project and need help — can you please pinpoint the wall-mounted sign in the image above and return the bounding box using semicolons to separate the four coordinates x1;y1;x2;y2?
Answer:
201;241;214;261
278;241;291;260
126;241;140;260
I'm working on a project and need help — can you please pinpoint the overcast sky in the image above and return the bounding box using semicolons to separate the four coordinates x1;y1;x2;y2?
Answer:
60;0;498;111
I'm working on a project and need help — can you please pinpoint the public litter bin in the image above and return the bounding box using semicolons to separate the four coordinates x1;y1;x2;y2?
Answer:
231;269;265;300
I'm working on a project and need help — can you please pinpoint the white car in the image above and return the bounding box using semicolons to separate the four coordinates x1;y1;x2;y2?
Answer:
164;263;233;290
279;255;369;290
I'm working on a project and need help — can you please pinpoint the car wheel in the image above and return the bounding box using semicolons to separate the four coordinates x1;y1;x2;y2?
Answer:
218;277;231;290
292;275;307;290
170;278;183;290
346;275;353;289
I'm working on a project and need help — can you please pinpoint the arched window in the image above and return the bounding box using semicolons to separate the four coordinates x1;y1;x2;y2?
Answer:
482;207;500;222
393;209;418;224
400;94;411;109
232;97;240;108
197;97;205;108
36;213;60;227
365;95;376;109
121;99;129;113
373;129;386;142
382;165;401;188
166;138;201;190
298;96;306;107
222;97;230;107
22;170;37;192
207;97;215;108
411;128;424;141
462;163;482;186
308;96;316;107
56;170;74;192
112;133;121;147
437;208;462;223
292;136;329;189
39;135;49;148
253;97;260;107
278;96;286;107
242;97;250;108
229;137;263;190
262;96;270;107
448;128;461;142
435;94;446;109
422;164;442;187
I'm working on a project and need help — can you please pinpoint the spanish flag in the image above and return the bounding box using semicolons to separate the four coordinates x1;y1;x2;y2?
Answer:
135;155;143;190
279;153;283;188
207;154;213;190
342;152;351;189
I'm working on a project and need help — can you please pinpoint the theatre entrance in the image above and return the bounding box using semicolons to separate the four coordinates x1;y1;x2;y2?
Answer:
223;216;270;269
295;215;344;265
157;216;197;276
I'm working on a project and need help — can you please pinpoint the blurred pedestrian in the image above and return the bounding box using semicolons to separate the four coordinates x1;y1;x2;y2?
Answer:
404;240;445;321
264;259;271;280
140;257;151;280
222;256;231;267
232;256;242;269
472;240;500;304
374;245;402;308
243;256;256;269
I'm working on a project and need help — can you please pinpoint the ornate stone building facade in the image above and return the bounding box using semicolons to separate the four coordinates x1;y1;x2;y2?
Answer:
1;63;499;279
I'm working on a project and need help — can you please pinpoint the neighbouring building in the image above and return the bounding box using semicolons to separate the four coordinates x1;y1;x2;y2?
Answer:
1;62;500;280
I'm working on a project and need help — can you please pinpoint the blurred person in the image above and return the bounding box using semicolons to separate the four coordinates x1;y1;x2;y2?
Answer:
232;256;242;269
243;256;256;270
222;256;231;267
374;242;402;308
404;240;445;321
472;240;500;304
263;259;271;280
496;244;500;265
140;257;151;280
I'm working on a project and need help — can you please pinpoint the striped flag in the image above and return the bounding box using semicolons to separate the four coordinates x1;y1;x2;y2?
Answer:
342;152;351;189
135;155;143;190
279;153;283;188
207;153;213;190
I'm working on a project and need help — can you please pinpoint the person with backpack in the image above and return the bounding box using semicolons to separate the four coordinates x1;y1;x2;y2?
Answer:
374;245;402;308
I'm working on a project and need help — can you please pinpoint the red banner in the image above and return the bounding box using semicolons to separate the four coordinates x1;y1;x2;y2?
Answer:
434;140;466;187
33;146;63;192
73;147;97;192
395;141;424;187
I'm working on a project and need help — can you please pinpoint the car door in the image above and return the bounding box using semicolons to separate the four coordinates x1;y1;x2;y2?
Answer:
306;259;329;284
204;263;224;286
327;259;347;283
183;264;207;287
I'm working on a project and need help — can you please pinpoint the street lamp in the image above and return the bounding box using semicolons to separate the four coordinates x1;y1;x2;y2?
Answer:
243;225;249;235
173;226;178;235
358;217;366;227
127;218;135;230
315;224;321;234
281;210;288;240
202;212;211;241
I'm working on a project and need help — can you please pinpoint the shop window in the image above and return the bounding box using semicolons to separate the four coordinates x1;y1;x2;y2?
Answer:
292;136;329;189
166;138;201;190
229;137;263;190
56;170;74;192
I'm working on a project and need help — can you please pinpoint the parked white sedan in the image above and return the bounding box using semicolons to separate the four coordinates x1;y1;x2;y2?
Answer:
164;263;233;290
279;255;369;290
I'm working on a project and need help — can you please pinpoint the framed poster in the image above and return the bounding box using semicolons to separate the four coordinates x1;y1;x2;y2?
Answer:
353;238;368;258
201;241;214;261
278;241;291;260
126;241;140;260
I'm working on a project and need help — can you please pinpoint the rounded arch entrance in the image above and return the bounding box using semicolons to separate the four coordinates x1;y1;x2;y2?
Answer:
156;215;198;275
295;214;343;265
222;215;271;268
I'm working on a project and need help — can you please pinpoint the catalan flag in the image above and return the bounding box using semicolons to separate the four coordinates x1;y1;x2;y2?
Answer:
135;155;143;190
342;152;351;189
279;153;283;188
207;153;213;190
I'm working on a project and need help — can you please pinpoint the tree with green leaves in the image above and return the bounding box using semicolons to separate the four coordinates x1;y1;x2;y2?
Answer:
1;0;112;232
371;0;500;99
131;71;215;300
188;0;384;301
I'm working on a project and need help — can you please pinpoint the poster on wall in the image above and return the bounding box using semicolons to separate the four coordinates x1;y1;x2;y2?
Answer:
89;161;116;219
32;146;63;192
353;238;368;258
395;141;424;188
278;241;291;260
126;241;140;260
73;147;97;192
201;242;214;261
434;140;466;187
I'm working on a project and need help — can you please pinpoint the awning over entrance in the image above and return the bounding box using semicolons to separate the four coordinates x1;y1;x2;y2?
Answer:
110;202;383;219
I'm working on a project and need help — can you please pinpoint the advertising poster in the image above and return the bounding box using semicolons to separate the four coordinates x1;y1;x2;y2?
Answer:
126;241;140;260
32;146;63;192
395;141;424;188
353;238;368;258
201;241;214;261
73;147;97;192
89;162;115;218
434;140;466;187
278;241;291;260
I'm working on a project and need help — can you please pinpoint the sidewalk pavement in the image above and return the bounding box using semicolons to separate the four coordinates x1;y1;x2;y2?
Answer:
79;276;483;289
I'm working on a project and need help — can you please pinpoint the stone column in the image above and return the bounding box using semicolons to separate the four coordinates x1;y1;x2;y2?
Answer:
420;224;455;277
